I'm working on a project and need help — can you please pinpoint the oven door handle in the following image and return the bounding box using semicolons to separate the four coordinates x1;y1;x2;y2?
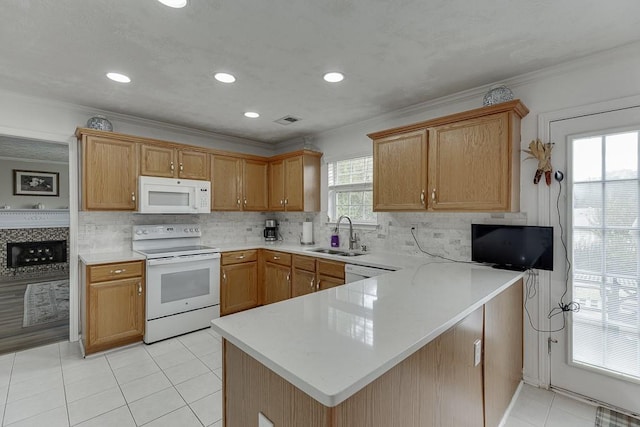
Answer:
146;253;221;266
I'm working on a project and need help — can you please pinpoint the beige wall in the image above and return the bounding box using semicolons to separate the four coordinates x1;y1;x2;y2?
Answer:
0;159;69;209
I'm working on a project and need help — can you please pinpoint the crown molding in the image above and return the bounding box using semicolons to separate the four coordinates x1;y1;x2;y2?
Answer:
0;89;274;151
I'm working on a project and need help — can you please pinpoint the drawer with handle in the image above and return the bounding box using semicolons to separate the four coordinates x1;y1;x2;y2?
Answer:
263;250;292;266
221;250;258;266
88;260;144;283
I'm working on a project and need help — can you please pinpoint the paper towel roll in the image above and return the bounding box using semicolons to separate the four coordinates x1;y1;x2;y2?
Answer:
302;221;314;243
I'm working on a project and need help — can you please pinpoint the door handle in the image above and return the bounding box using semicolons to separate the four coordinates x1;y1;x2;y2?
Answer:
137;282;142;295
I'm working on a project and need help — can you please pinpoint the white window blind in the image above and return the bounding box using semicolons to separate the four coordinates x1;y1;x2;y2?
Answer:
571;129;640;381
328;156;376;224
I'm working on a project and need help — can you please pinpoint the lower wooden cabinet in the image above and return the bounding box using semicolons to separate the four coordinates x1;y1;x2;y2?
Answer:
82;260;145;355
264;262;291;304
292;255;317;297
317;259;345;290
221;262;259;316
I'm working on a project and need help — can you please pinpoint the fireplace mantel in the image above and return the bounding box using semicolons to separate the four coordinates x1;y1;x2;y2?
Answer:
0;210;70;229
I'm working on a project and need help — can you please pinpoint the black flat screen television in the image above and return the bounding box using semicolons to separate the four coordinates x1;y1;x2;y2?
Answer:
471;224;554;271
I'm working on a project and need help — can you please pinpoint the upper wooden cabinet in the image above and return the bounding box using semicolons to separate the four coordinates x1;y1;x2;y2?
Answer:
77;128;322;212
141;143;209;180
211;155;268;211
368;100;528;212
269;151;321;212
373;129;427;211
79;133;138;211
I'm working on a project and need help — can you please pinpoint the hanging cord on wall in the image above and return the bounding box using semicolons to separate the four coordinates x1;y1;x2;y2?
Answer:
524;176;580;333
410;227;476;264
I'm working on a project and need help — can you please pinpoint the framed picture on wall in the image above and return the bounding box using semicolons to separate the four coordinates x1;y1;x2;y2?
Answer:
13;170;59;196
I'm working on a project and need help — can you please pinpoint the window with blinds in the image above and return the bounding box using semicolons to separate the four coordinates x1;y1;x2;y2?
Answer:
327;156;376;224
571;130;640;381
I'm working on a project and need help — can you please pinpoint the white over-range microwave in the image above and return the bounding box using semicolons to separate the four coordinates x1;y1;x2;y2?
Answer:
138;176;211;214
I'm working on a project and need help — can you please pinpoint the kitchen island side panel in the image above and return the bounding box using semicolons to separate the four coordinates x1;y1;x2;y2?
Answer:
223;306;484;427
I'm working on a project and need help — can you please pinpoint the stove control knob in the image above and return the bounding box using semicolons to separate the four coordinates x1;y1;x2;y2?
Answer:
142;230;148;235
136;230;142;235
195;228;199;232
189;228;194;232
29;249;35;254
184;228;189;232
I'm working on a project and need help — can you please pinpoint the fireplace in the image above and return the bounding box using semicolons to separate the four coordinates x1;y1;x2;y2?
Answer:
7;240;67;268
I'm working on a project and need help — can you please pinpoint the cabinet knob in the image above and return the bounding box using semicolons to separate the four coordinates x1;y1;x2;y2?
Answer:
420;190;425;205
286;272;291;282
237;198;241;206
310;278;315;290
273;256;280;260
179;163;184;171
137;282;142;295
110;269;126;274
222;271;227;282
243;199;247;206
284;198;288;205
170;161;175;171
131;192;136;202
280;199;284;206
431;188;436;202
236;255;245;259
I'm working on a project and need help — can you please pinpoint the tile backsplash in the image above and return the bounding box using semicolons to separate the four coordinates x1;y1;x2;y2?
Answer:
78;210;527;260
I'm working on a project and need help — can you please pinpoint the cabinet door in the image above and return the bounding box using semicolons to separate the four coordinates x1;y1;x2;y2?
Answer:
269;160;285;211
82;136;138;210
283;156;304;211
87;277;144;351
317;274;344;291
292;268;316;298
179;149;210;180
263;262;291;304
428;112;510;211
243;159;269;211
140;144;176;178
221;262;259;316
211;155;242;211
373;129;428;211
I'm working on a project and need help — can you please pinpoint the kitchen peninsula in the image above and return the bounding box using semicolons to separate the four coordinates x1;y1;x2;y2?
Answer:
211;262;524;427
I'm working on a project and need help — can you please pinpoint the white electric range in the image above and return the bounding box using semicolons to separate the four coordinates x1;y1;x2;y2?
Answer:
133;224;220;343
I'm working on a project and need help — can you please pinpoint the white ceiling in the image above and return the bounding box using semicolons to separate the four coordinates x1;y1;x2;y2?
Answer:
1;1;640;144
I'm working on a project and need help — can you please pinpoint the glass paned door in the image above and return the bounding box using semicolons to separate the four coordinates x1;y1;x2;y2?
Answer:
549;106;640;414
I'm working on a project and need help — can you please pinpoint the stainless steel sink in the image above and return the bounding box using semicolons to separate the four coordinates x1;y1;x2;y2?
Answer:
307;248;365;257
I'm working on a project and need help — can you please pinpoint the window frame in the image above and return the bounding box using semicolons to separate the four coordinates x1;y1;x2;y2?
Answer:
327;155;377;226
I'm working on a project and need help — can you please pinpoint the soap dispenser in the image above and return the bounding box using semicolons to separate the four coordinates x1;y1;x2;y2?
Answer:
330;227;340;247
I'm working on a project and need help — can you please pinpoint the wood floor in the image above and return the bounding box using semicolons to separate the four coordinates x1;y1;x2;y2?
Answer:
0;275;69;355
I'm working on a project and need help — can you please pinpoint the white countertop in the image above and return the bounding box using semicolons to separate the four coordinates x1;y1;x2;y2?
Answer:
79;251;146;265
211;261;523;407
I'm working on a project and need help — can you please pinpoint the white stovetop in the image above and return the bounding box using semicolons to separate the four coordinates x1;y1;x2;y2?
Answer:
211;261;523;407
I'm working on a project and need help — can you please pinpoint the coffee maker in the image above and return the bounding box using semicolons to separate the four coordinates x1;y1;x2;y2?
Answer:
263;219;279;242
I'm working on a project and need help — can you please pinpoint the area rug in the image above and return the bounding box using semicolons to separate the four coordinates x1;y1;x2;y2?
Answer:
23;279;69;327
596;406;640;427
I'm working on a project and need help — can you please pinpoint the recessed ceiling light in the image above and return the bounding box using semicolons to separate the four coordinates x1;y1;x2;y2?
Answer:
214;72;236;83
106;72;131;83
157;0;187;8
244;112;260;118
323;72;344;83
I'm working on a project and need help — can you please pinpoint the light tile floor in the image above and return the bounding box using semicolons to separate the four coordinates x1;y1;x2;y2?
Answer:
0;327;603;427
504;383;598;427
0;327;223;427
